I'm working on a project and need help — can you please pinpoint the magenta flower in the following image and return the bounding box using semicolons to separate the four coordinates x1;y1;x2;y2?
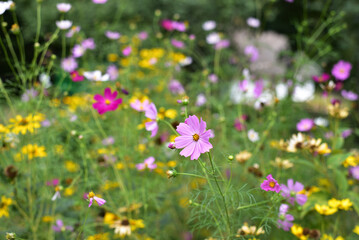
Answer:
93;0;107;4
244;45;259;62
331;60;352;81
171;39;185;49
161;19;174;31
52;219;73;232
234;118;246;131
280;179;307;205
136;156;157;171
93;88;122;115
215;39;230;50
341;90;358;101
81;38;96;50
61;57;78;72
172;21;186;32
70;71;84;82
296;118;314;132
342;129;352;138
312;73;330;83
260;174;281;193
254;80;264;98
277;204;294;231
145;103;159;137
102;136;115;145
175;115;213;160
72;44;85;58
87;191;106;207
122;46;132;56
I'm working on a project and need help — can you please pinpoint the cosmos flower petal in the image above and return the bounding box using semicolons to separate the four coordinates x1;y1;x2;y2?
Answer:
94;196;106;206
88;198;93;207
180;142;196;158
175;135;193;148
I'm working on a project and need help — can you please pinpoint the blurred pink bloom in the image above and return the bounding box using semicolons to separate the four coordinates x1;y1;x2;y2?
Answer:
93;0;107;4
215;39;230;50
57;3;71;12
145;103;159;137
331;60;352;81
52;220;73;232
87;192;106;207
208;74;218;83
130;99;150;112
122;46;132;56
136;156;157;171
72;44;85;58
254;80;264;98
105;31;121;40
234;118;246;131
175;115;213;160
70;71;84;82
247;17;260;28
342;129;352;138
244;45;259;62
93;88;122;115
138;31;148;40
171;39;185;49
341;90;358;101
312;73;330;83
196;94;207;107
296;118;314;132
61;57;78;72
82;38;96;50
260;174;281;193
66;26;80;38
106;65;119;80
169;79;185;95
102;136;115;145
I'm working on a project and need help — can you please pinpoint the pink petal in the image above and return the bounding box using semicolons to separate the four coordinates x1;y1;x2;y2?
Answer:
190;142;201;160
144;156;155;164
136;163;145;170
175;135;193;148
180;142;196;158
199;118;207;134
145;103;157;120
185;115;200;132
94;94;104;102
88;198;93;207
176;123;195;136
104;88;112;98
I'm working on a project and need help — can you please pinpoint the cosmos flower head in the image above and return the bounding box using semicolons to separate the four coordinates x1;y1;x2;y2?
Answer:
61;57;78;72
136;157;157;171
56;20;72;30
280;179;307;205
312;73;330;83
122;46;132;56
56;3;71;12
93;88;123;115
174;115;213;160
84;70;109;81
105;31;121;40
52;219;73;232
145;103;159;137
331;60;352;81
171;39;185;49
86;191;106;207
202;20;216;31
247;129;259;142
70;71;84;82
296;118;314;132
341;90;358;101
247;17;260;28
0;1;13;15
260;174;281;193
93;0;107;4
244;45;259;62
277;204;294;231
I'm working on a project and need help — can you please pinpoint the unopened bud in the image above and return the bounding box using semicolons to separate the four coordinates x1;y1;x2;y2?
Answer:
51;54;57;60
10;24;20;34
166;169;177;179
2;22;8;28
6;233;16;240
228;155;234;161
34;42;40;48
168;142;175;149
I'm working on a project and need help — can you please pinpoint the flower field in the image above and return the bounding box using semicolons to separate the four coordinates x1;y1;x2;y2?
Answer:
0;0;359;239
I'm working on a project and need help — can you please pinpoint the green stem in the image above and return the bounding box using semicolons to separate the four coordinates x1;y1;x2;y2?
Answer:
237;199;271;210
176;172;206;179
76;208;90;240
160;119;179;136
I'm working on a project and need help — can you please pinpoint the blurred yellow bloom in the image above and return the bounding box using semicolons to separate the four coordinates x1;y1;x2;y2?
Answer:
41;216;54;223
353;225;359;235
165;109;177;119
235;150;252;164
137;144;146;153
0;124;9;134
116;162;125;170
50;98;61;107
343;156;358;167
55;145;64;155
328;198;341;209
19;144;47;160
8;114;42;135
168;161;177;167
315;204;337;215
338;198;352;210
65;161;80;172
0;196;12;218
87;233;109;240
316;143;331;155
291;224;308;240
102;181;119;191
63;187;75;197
328;103;349;119
107;53;119;62
321;234;344;240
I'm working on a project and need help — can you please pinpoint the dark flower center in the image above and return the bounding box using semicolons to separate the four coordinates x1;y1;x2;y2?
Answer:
121;219;130;226
192;133;199;141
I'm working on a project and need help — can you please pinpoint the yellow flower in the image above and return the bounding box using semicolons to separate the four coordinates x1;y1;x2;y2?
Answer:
235;151;252;164
328;198;341;208
353;225;359;235
102;181;119;191
167;161;177;167
19;144;47;160
55;145;64;155
87;233;109;240
136;144;146;153
0;124;9;134
116;162;125;170
291;224;308;240
107;53;119;62
315;204;337;215
298;186;320;197
42;216;54;223
338;198;352;210
0;196;12;218
104;212;118;225
328;103;349;119
65;161;80;172
164;109;177;119
316;143;331;155
343;156;358;167
130;219;145;230
63;187;75;197
8;114;42;135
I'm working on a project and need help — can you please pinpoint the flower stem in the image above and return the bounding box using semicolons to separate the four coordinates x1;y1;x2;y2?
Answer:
160;119;179;136
237;199;271;210
76;208;90;240
177;172;206;179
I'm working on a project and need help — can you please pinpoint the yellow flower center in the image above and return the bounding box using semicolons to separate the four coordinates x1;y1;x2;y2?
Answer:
105;100;111;105
269;181;275;188
192;133;199;141
55;186;61;192
88;191;95;198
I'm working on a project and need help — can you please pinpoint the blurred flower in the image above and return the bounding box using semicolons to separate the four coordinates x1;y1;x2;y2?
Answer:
122;46;132;56
169;79;185;95
86;191;106;207
171;39;185;49
236;222;265;236
111;219;132;237
0;196;12;218
21;88;38;102
102;136;115;145
18;144;47;160
244;45;259;62
130;98;150;112
195;93;207;107
277;204;294;231
314;117;328;127
175;115;213;160
160;19;186;32
275;83;289;100
260;174;280;193
271;157;293;169
52;219;73;232
331;60;352;81
341;90;358;101
342;129;352;138
215;39;230;50
56;3;71;12
247;129;259;142
136;156;157;171
93;0;107;4
247;17;260;28
8;114;43;135
281;179;307;205
208;74;218;83
312;73;330;83
328;102;348;119
39;73;52;88
202;20;216;31
70;71;84;82
161;19;174;31
56;20;72;30
206;32;221;45
138;31;148;40
93;88;122;115
61;57;78;72
66;26;80;38
315;204;337;215
84;70;109;81
296;118;314;132
292;81;315;102
107;65;119;80
145;103;159;137
105;31;121;40
82;38;96;49
349;166;359;180
235;150;252;163
0;1;12;15
234;118;246;131
72;44;85;58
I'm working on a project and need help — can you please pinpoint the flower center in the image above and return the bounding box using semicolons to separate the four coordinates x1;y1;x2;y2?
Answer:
339;68;345;73
269;181;275;188
105;100;111;105
192;133;200;141
55;186;61;192
290;191;296;197
88;191;95;198
19;119;29;126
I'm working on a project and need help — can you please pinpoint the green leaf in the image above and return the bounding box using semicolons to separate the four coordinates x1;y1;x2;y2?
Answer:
333;169;348;196
334;137;344;149
348;191;359;215
293;159;316;170
327;153;351;169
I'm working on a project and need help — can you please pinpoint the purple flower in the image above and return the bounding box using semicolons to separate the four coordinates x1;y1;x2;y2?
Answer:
87;191;106;207
61;57;78;72
136;156;157;171
92;88;122;115
105;31;121;40
175;115;213;160
169;79;185;95
41;119;52;127
341;90;358;101
66;26;80;38
171;39;185;49
260;174;281;193
349;166;359;180
122;46;132;56
138;31;148;40
72;44;85;58
234;118;246;131
254;80;264;98
93;0;107;4
312;73;330;83
208;74;218;83
195;93;207;107
81;38;96;50
172;21;186;32
52;219;73;232
215;39;230;50
244;45;259;62
277;204;294;231
342;129;352;138
296;118;314;132
106;65;119;81
21;88;38;102
145;103;158;137
280;179;307;205
331;60;352;81
102;136;115;145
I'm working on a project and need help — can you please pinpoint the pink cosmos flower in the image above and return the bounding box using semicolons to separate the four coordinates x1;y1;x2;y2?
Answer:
196;94;207;107
260;174;281;193
93;0;107;4
122;46;132;56
61;57;78;72
66;26;80;38
130;99;150;112
102;136;115;145
87;191;106;207
244;45;259;62
247;17;260;28
172;21;186;32
136;156;157;171
169;79;185;95
341;90;358;101
254;80;264;98
105;31;121;40
175;115;213;160
331;60;352;81
138;31;148;40
107;65;119;80
312;73;330;83
72;44;85;58
277;204;294;231
234;118;246;131
93;88;122;115
215;39;230;50
296;118;314;132
52;219;73;232
70;71;84;82
171;39;185;49
81;38;96;50
57;3;71;12
161;19;174;31
280;179;307;205
208;74;218;83
145;103;159;137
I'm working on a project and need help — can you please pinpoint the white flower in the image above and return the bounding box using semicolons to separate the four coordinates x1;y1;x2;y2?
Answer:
254;91;273;110
0;1;12;15
247;17;260;28
56;3;71;12
292;81;315;102
179;56;192;66
202;20;216;31
56;20;73;30
206;32;221;45
248;129;260;142
275;83;289;100
51;191;61;201
83;70;109;81
39;73;52;89
314;117;329;127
